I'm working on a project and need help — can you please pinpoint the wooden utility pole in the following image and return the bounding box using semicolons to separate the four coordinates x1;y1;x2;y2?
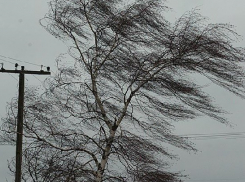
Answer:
15;72;24;182
0;64;50;182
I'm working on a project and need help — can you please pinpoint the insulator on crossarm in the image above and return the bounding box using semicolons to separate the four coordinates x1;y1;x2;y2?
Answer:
1;63;5;70
15;63;19;70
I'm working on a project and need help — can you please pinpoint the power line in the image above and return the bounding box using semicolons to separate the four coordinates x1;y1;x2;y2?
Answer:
179;131;245;140
187;177;245;181
7;73;18;82
0;54;47;68
31;74;46;88
0;57;16;65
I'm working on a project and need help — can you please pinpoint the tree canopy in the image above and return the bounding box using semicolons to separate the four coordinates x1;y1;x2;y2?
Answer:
1;0;245;181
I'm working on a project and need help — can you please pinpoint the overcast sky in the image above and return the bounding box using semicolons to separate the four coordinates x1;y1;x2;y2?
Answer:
0;1;245;182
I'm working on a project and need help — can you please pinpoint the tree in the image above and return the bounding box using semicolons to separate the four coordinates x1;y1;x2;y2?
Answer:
1;0;245;181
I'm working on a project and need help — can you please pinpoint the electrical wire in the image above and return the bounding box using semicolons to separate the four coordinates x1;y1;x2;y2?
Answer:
31;74;47;88
187;177;245;181
0;54;48;68
179;131;245;140
7;73;18;82
0;57;16;65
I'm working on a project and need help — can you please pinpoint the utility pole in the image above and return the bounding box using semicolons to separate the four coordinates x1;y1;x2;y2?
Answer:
0;63;50;182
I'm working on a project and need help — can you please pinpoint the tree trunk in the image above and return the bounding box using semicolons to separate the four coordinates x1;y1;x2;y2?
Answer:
95;130;116;182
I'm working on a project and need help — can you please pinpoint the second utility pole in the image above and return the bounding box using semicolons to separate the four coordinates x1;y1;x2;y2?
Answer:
0;64;50;182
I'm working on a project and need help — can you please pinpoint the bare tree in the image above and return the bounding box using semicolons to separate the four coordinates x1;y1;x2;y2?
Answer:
1;0;245;181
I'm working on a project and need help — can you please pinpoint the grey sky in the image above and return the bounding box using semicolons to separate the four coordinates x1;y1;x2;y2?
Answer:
0;1;245;181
